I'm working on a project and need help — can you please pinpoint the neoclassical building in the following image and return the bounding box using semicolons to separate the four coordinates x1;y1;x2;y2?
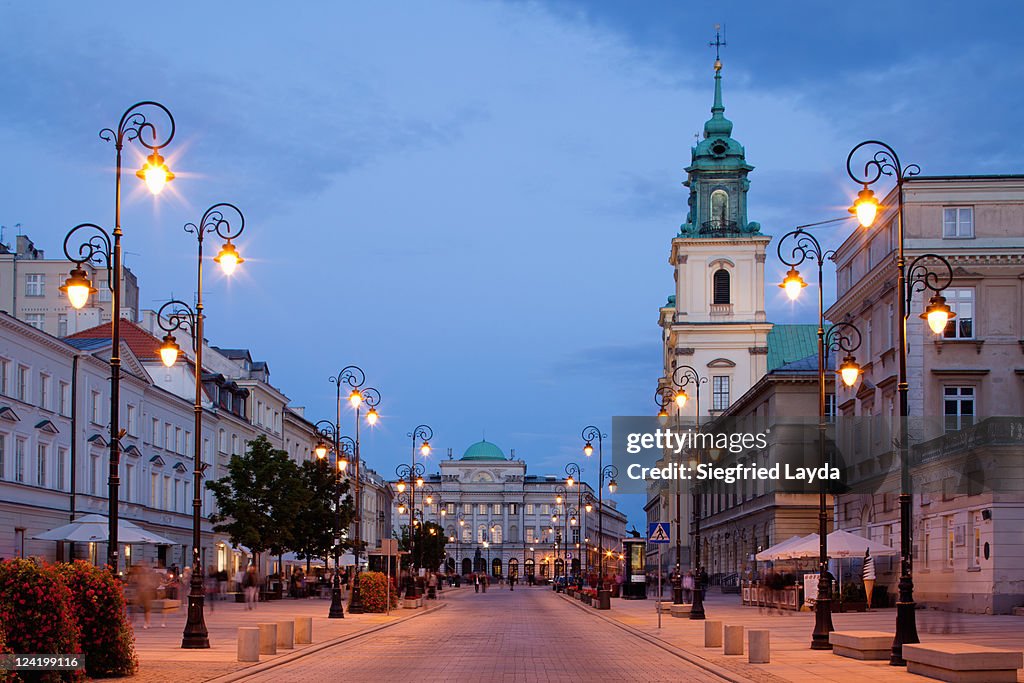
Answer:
391;439;627;580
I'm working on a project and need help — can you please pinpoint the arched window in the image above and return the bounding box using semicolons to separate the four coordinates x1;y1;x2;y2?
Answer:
477;524;487;543
462;558;473;575
713;269;731;305
509;525;519;543
710;189;729;225
491;525;503;544
491;557;503;577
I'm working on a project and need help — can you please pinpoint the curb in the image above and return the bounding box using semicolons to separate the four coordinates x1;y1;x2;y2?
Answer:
205;601;448;682
555;592;758;683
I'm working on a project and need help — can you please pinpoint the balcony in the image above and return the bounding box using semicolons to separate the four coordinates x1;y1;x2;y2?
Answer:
700;219;741;236
709;303;733;317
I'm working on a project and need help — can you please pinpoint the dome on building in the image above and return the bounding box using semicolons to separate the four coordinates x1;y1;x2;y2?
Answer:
461;439;505;461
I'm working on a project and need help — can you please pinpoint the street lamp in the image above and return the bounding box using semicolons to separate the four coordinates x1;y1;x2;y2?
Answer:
581;426;617;610
396;423;431;598
330;366;381;613
312;422;353;619
778;226;864;649
60;102;175;575
847;141;954;665
162;203;245;648
670;365;708;619
565;462;587;584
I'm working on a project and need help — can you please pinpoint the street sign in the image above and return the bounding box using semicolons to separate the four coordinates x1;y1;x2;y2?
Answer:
647;522;670;544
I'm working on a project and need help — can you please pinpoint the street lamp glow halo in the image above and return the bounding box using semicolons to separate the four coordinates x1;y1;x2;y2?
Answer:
61;267;97;309
851;186;879;228
136;151;175;195
922;294;955;334
780;267;809;301
213;240;243;276
159;333;181;368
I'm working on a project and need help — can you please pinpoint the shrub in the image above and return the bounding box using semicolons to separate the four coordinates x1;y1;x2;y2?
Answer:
56;562;137;678
357;572;398;613
0;559;83;682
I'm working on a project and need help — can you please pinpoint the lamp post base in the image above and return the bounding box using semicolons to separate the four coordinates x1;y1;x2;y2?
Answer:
328;586;345;619
811;597;834;650
181;577;210;649
689;582;705;620
890;598;919;666
672;586;684;605
348;580;365;614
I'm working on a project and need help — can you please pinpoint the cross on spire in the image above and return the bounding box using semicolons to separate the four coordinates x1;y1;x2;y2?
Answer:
709;23;726;71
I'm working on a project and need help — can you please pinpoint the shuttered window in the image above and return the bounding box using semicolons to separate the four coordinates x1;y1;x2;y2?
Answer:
713;269;730;304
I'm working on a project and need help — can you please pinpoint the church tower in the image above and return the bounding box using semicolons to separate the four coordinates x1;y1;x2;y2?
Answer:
659;51;772;419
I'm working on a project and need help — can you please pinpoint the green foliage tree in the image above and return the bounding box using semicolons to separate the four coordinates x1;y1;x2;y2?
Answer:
206;435;309;560
396;520;448;571
292;458;354;565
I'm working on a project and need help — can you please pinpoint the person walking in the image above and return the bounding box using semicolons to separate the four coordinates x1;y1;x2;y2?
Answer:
473;573;480;593
243;564;259;610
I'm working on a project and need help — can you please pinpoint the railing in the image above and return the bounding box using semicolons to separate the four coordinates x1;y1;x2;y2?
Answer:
700;219;740;235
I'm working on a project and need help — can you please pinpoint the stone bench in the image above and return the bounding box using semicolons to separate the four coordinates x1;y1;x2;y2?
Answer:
654;601;673;614
403;597;423;609
670;603;692;618
151;599;180;611
829;631;892;660
903;643;1023;683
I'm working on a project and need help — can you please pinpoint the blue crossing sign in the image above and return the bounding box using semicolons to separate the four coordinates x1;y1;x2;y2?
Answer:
647;522;670;544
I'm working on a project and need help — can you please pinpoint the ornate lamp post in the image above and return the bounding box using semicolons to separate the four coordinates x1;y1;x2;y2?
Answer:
396;424;431;598
778;227;867;648
60;102;175;574
581;426;617;610
669;365;708;619
565;462;585;586
154;203;245;647
846;141;955;665
312;422;353;619
330;366;381;613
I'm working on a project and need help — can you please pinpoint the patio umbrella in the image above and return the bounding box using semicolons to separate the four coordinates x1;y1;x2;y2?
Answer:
755;534;816;561
32;514;175;545
781;529;897;560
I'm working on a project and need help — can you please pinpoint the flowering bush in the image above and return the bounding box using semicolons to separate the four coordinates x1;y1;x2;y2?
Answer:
0;559;83;682
357;571;398;613
56;562;137;678
581;588;598;599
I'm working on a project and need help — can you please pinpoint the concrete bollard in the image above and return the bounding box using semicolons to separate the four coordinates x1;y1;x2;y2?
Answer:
237;627;260;662
748;629;770;664
723;624;744;656
704;620;723;648
295;616;313;644
258;622;278;655
276;620;295;649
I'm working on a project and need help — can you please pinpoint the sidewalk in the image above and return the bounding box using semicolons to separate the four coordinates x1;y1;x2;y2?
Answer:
122;588;456;682
561;590;1024;683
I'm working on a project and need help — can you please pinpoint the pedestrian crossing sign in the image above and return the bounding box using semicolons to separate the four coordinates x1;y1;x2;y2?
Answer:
647;522;670;544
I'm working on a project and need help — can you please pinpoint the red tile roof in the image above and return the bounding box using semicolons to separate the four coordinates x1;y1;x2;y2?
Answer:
67;318;168;363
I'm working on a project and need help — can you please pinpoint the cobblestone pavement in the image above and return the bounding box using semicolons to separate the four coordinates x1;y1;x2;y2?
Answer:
242;587;732;683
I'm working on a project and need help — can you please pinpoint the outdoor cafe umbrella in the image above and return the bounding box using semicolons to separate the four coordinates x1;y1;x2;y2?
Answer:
755;534;817;562
780;529;898;560
33;513;175;545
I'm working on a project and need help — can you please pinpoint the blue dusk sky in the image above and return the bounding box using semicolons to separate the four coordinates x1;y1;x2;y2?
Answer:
1;2;1021;529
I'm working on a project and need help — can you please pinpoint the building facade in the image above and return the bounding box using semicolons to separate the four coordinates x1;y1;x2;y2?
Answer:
391;439;628;581
825;175;1024;613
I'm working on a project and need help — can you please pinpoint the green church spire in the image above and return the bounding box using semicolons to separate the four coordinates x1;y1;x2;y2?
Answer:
704;59;733;138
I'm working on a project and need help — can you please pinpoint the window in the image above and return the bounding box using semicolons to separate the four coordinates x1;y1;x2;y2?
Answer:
462;503;471;515
923;532;930;567
126;404;137;436
15;438;26;483
91;391;102;424
492;503;502;515
59;381;70;417
90;454;99;494
525;527;536;543
175;427;183;455
461;525;471;542
712;376;730;411
525;503;534;515
541;504;549;515
946;518;955;567
478;503;487;515
0;359;8;396
445;503;455;515
218;429;227;453
17;366;29;402
943;207;974;238
0;434;5;479
150;472;159;507
712;269;730;305
163;476;172;511
887;304;894;348
125;463;134;502
231;434;238;455
710;189;729;224
509;503;518;515
152;418;161;445
39;374;49;410
825;393;837;422
57;448;67;491
57;314;68;338
973;524;981;566
25;273;44;297
36;443;47;487
942;288;974;340
24;314;44;330
943;386;975;432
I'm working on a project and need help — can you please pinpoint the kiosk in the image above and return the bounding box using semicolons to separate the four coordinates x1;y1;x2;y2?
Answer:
622;537;647;599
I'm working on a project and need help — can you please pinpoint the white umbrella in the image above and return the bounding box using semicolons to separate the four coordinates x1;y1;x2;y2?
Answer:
755;534;816;561
781;529;897;560
33;514;175;545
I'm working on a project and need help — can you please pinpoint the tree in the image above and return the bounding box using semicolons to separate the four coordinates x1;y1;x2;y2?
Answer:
206;435;309;560
292;458;354;567
396;520;448;572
